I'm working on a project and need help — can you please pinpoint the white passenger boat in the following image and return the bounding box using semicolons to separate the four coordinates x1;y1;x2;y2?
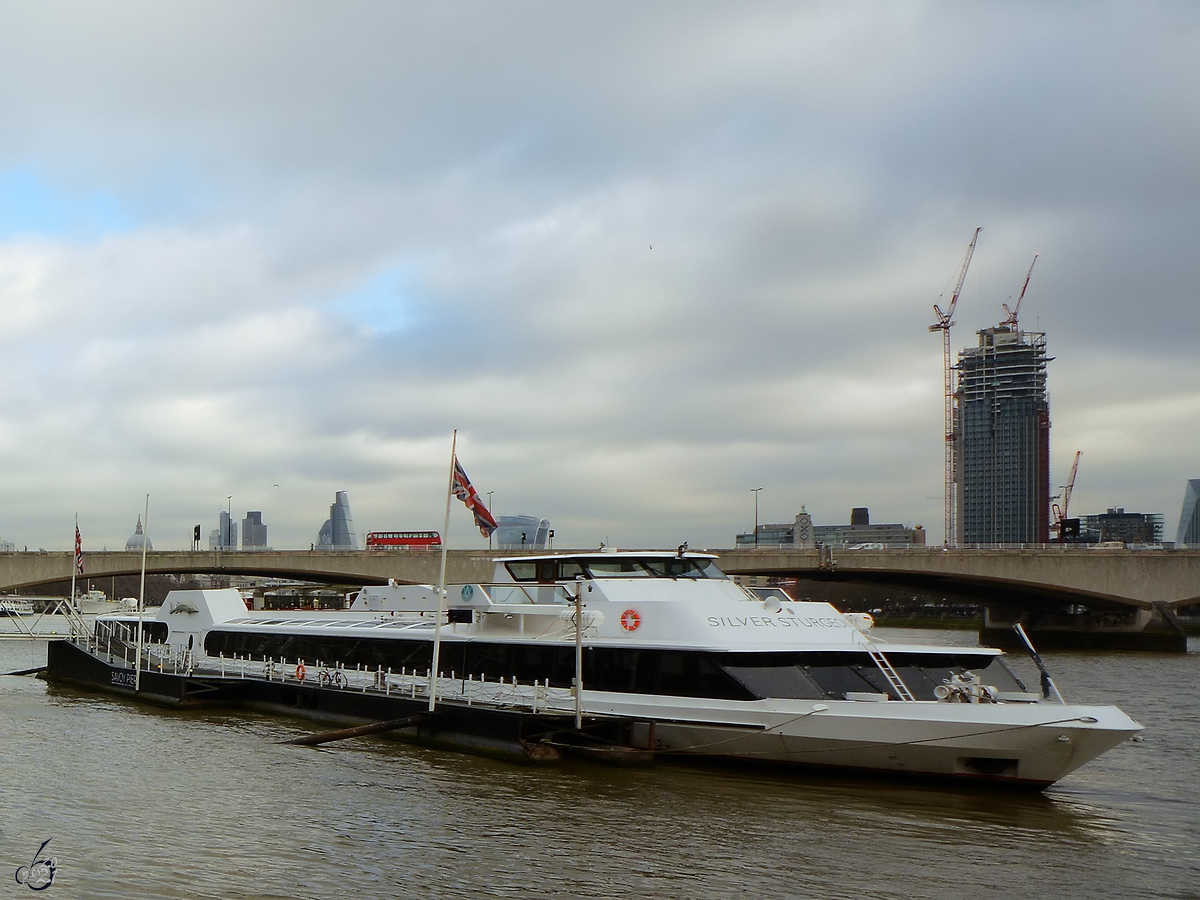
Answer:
0;598;35;616
48;550;1141;787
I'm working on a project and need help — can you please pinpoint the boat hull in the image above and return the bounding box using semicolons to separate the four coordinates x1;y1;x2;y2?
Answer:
44;640;1139;787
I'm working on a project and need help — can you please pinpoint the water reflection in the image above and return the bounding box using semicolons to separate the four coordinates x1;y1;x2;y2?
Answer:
3;637;1197;900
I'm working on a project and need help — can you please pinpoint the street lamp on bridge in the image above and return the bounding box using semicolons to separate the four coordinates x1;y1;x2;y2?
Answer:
751;487;763;548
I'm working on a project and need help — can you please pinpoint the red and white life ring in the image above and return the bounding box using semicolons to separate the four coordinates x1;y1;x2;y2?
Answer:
620;609;641;632
295;662;307;682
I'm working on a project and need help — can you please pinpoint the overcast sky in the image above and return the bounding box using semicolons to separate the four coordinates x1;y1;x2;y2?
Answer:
1;2;1198;553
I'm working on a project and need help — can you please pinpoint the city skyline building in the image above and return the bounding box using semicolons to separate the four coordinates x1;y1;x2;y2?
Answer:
210;511;238;550
125;515;153;552
317;490;358;550
495;515;551;550
735;508;925;549
242;511;268;550
955;326;1051;545
1080;508;1163;545
1176;479;1200;548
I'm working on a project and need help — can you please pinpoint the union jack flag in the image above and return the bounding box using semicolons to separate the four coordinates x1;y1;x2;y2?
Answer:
452;457;497;538
74;525;84;575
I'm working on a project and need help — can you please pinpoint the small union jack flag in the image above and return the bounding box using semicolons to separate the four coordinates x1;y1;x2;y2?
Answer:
452;457;498;538
74;525;84;575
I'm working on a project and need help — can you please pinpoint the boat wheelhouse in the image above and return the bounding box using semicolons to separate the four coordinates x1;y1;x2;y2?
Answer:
46;550;1142;787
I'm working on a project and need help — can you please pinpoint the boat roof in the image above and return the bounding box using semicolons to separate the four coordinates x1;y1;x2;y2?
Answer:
206;615;1002;656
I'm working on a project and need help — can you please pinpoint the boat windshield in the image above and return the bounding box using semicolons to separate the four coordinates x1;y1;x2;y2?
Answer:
717;651;1027;701
505;556;724;582
582;557;723;579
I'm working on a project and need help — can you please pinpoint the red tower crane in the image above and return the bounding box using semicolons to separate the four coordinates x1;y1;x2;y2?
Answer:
929;227;981;547
1052;450;1082;541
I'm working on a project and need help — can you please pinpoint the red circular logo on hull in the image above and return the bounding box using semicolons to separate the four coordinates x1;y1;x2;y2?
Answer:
620;609;641;631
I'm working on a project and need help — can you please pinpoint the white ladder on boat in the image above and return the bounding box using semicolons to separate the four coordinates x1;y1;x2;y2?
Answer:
865;645;916;701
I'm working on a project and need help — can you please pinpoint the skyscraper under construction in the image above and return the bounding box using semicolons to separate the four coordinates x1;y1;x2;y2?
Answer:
956;326;1051;545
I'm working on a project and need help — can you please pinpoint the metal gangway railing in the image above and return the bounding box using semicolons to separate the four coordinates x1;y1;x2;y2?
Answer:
1;599;89;640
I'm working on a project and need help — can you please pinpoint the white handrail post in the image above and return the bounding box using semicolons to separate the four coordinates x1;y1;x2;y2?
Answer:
134;494;149;692
574;578;584;730
430;429;457;712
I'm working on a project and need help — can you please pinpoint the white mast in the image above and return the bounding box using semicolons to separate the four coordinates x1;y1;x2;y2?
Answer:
573;579;584;730
429;430;457;712
134;494;149;692
69;513;79;612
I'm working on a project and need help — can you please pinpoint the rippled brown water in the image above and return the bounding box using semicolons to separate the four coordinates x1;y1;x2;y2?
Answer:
2;633;1197;900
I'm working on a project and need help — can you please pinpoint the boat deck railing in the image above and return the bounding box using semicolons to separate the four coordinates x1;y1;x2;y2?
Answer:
66;633;580;715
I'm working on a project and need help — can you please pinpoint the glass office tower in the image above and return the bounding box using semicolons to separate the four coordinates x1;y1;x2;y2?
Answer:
956;327;1051;545
1176;479;1200;548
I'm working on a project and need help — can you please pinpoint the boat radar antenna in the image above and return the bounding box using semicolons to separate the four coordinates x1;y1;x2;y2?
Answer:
929;227;981;548
1002;253;1039;331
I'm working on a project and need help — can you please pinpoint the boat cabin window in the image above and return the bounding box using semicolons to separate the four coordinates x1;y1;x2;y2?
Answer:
504;560;587;583
717;652;887;699
719;653;825;700
505;561;538;581
885;654;1027;697
581;557;724;579
505;557;724;581
582;559;651;577
542;560;585;582
643;557;722;578
202;630;1022;704
716;651;1027;701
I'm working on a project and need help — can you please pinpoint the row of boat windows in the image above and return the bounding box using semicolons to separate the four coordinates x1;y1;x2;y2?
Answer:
202;631;1025;701
504;557;723;583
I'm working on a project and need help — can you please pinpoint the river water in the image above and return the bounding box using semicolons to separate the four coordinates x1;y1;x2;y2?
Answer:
2;632;1197;900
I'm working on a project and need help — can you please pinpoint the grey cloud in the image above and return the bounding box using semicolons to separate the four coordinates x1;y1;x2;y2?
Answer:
0;3;1198;550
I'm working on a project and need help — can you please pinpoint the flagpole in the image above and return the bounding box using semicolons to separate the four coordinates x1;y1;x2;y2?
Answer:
70;513;79;612
134;494;149;692
429;430;457;712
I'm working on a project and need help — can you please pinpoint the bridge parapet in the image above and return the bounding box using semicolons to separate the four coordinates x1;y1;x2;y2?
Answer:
715;546;1200;610
0;549;511;592
4;546;1200;609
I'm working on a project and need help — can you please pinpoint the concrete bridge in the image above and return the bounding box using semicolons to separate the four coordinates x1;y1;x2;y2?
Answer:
717;546;1200;651
0;549;493;593
4;545;1197;650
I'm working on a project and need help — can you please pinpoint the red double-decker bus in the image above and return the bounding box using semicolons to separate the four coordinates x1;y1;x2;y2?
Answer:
365;531;442;550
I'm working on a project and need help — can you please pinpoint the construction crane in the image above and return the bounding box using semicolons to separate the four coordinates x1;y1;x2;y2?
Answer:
1052;450;1082;541
929;227;981;548
1001;253;1039;330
